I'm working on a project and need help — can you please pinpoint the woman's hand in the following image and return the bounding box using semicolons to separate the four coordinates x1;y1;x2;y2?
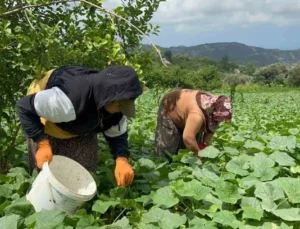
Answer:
114;157;134;188
35;139;53;168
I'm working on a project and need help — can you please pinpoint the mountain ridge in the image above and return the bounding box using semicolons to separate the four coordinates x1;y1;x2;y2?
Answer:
145;42;300;66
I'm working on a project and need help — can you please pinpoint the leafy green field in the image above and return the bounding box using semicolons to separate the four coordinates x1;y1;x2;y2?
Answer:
1;90;300;229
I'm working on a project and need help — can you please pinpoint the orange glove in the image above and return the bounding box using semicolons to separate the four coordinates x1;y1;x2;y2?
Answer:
35;139;53;168
114;157;134;188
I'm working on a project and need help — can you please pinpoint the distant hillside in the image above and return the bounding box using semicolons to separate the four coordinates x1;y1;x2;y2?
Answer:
145;42;300;67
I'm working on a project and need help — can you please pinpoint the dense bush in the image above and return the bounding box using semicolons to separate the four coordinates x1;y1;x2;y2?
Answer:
254;63;289;86
144;65;224;90
287;64;300;87
224;73;253;86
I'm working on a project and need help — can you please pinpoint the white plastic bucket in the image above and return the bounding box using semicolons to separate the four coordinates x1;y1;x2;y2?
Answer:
26;155;97;215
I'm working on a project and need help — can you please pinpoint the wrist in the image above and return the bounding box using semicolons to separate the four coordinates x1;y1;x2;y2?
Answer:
37;138;50;147
116;157;128;162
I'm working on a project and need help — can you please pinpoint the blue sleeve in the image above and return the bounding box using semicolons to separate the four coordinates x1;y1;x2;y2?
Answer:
104;131;130;159
15;94;47;142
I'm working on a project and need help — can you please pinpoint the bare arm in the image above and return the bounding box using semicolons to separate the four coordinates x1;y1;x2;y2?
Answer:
182;113;204;154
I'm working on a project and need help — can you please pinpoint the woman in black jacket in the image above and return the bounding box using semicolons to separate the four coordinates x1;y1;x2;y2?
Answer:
16;65;143;188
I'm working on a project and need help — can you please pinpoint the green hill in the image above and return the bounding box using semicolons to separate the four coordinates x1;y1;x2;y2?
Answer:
145;42;300;66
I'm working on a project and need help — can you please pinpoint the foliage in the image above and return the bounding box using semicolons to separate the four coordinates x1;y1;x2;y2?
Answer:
287;64;300;87
144;64;224;90
224;73;253;86
0;90;300;228
245;61;256;76
0;0;164;172
254;63;289;86
171;56;218;71
164;51;173;63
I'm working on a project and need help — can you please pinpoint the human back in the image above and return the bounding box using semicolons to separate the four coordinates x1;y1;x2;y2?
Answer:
162;89;205;130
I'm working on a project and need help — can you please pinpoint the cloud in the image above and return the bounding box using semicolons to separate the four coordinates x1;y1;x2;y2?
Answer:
103;0;300;32
152;0;300;30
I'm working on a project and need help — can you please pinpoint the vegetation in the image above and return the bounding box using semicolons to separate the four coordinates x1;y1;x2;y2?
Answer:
1;90;300;228
1;1;300;228
0;0;164;173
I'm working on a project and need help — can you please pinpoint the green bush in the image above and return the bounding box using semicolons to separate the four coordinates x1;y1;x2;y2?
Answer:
287;64;300;87
144;65;223;90
224;73;253;86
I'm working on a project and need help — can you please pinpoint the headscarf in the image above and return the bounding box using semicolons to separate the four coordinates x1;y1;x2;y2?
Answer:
197;92;233;133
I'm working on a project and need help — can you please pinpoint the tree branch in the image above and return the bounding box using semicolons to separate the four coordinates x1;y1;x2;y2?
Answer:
1;0;167;66
1;0;71;16
24;9;35;30
80;0;167;67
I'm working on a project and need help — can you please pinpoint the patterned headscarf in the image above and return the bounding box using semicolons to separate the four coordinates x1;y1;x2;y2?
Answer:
197;92;233;133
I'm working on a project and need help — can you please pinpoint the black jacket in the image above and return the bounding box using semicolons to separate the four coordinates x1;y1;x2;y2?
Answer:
16;65;143;158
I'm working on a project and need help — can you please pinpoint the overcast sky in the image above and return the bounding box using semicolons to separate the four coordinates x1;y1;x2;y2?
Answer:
103;0;300;50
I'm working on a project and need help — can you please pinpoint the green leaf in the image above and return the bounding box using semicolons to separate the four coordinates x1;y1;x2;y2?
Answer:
168;170;182;180
269;136;297;151
136;158;156;170
280;178;300;204
215;181;241;204
291;165;300;174
250;153;277;181
76;215;95;228
173;179;211;201
189;217;217;229
250;153;275;169
0;214;19;229
269;151;296;166
7;167;30;178
198;146;220;158
231;135;245;142
24;213;37;227
137;223;160;229
34;210;66;229
142;208;186;229
225;155;250;176
101;217;130;229
92;199;119;214
0;200;11;215
212;211;241;229
4;199;35;218
193;168;221;188
113;217;130;228
239;176;261;189
0;185;12;198
289;128;299;135
252;167;278;181
239;222;280;229
244;140;265;151
241;197;263;221
281;222;293;229
272;208;300;221
223;147;239;156
152;186;179;208
254;182;284;211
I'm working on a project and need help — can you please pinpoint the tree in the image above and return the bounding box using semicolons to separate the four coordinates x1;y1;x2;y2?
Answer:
218;55;231;72
164;50;173;63
199;66;223;90
224;74;253;86
0;0;165;172
287;64;300;87
246;61;256;76
254;63;288;86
